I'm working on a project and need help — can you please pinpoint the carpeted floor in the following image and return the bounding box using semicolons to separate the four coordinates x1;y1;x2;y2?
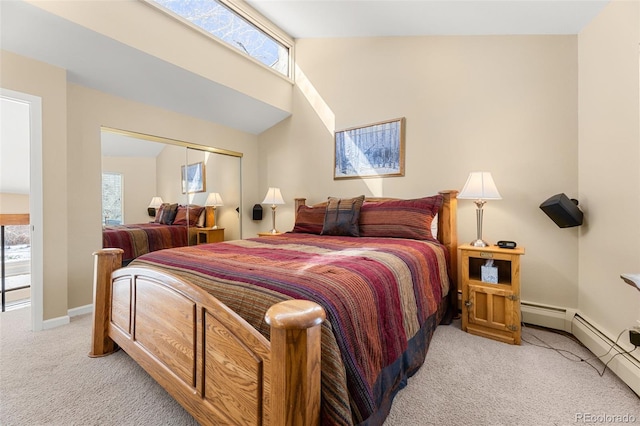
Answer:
1;307;638;425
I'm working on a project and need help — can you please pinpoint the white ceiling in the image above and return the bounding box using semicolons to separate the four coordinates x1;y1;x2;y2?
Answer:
245;0;610;38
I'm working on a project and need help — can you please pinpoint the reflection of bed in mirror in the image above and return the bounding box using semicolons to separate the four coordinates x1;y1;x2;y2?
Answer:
102;204;205;264
100;127;244;260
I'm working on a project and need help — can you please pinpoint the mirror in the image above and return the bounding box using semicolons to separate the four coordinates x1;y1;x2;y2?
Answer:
100;128;242;261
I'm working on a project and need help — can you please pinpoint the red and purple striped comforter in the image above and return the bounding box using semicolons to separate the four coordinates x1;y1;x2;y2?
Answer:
103;223;189;262
130;233;451;425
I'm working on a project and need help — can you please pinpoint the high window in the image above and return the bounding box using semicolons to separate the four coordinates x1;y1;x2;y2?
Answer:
102;172;123;225
148;0;291;77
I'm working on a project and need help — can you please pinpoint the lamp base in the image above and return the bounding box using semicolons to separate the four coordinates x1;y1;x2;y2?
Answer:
267;229;279;234
469;238;490;247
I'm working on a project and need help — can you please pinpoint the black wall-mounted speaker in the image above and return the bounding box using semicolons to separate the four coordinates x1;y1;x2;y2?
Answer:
252;204;263;221
539;193;583;228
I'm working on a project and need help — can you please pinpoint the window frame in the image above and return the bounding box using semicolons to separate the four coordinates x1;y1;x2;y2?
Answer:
142;0;295;81
101;172;124;226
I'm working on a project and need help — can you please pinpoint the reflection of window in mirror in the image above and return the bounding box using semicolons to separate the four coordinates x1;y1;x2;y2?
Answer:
102;172;123;225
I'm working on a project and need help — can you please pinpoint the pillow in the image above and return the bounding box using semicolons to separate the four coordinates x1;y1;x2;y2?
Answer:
321;195;365;237
359;195;443;240
291;205;326;235
173;205;205;226
154;203;178;225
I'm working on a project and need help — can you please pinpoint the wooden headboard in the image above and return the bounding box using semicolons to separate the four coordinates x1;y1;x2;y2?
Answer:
293;191;459;311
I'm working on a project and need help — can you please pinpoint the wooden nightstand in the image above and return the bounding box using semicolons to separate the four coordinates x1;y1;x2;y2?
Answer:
257;232;284;237
459;244;525;345
196;227;224;244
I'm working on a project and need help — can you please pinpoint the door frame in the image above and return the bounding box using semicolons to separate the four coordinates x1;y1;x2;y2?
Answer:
1;88;44;331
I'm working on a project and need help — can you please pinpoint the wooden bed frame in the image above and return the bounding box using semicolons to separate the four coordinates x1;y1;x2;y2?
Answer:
90;190;458;425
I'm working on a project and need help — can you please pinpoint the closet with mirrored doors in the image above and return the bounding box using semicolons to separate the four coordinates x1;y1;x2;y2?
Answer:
100;127;242;265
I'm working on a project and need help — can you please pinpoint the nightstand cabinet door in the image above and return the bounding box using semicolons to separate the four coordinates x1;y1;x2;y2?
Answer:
466;284;519;344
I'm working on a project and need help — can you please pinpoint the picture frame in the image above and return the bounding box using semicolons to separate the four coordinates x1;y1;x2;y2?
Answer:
181;161;206;194
334;117;405;180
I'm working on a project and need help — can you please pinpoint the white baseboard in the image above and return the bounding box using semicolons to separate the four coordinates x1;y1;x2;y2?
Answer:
42;304;93;329
521;300;577;332
520;301;639;396
572;314;640;396
42;315;69;330
68;304;93;317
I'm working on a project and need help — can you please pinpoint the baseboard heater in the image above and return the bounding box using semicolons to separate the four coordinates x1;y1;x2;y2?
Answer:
572;314;640;396
520;301;639;396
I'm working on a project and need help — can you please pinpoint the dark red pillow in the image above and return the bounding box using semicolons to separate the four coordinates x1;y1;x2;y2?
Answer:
291;205;326;234
173;205;204;226
359;195;442;240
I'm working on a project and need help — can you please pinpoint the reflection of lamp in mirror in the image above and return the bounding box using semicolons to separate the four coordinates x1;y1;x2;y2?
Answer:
147;196;164;217
205;192;224;229
458;172;502;247
262;187;285;234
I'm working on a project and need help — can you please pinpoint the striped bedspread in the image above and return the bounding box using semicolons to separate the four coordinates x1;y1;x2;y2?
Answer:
131;233;451;425
103;223;189;262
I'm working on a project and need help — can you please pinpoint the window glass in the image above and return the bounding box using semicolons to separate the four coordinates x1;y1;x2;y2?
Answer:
151;0;289;77
102;172;123;225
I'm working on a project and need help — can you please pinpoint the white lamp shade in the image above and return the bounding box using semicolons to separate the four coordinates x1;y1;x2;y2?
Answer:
148;196;164;208
262;187;285;205
205;192;224;206
458;172;502;200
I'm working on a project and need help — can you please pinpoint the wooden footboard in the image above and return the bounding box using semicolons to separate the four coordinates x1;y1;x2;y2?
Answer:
90;248;325;426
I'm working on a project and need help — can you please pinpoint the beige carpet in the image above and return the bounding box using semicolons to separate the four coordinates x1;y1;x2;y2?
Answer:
1;307;638;425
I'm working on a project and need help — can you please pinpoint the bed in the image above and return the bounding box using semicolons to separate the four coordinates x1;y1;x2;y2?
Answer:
102;204;204;263
90;191;458;425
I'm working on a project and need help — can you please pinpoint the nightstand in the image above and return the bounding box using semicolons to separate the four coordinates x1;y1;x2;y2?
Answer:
257;232;284;237
196;227;224;244
459;244;525;345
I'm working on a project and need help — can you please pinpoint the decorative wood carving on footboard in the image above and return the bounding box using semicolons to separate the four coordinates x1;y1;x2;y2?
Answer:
90;248;325;426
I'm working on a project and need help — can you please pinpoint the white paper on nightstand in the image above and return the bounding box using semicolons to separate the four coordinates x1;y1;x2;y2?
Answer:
481;263;498;284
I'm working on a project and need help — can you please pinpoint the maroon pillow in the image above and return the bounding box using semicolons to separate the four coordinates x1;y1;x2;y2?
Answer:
154;203;178;225
173;205;204;226
359;195;442;240
292;205;326;234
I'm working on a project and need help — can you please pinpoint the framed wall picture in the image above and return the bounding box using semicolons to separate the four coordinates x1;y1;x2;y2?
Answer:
181;161;206;193
334;117;405;179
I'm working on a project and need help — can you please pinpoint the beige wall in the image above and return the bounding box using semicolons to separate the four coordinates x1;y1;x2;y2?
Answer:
0;50;69;320
0;193;29;214
67;83;261;310
102;156;157;225
259;35;580;308
578;0;640;337
1;50;261;317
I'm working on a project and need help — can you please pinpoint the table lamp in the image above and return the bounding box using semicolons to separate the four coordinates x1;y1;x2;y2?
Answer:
205;192;224;229
262;187;285;234
458;172;501;247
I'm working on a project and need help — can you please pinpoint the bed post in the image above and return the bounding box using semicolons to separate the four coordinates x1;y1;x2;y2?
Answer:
265;299;326;426
89;248;123;357
438;190;458;315
294;198;307;219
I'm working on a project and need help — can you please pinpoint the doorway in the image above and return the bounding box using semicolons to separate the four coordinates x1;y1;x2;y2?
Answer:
0;88;43;331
